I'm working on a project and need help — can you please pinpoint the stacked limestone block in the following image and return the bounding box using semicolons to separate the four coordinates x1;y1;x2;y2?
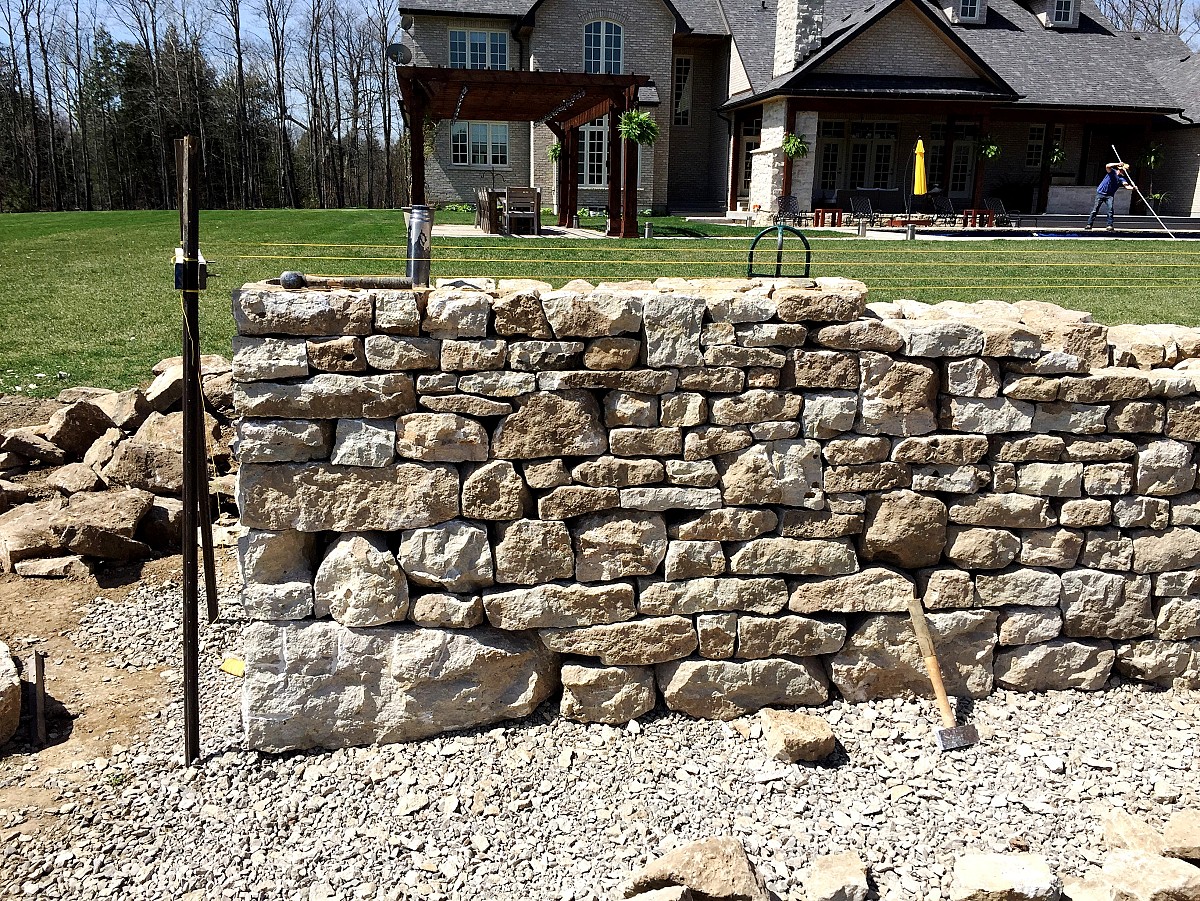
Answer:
233;277;1200;751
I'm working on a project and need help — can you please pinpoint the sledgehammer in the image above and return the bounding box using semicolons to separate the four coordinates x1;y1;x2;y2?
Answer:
908;595;980;751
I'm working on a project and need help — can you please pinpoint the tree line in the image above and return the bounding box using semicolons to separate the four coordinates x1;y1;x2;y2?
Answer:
0;0;410;212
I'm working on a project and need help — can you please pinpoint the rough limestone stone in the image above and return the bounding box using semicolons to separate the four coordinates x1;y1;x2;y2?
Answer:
14;555;92;579
331;419;395;467
774;278;867;323
998;607;1062;645
235;419;333;464
408;593;484;629
720;439;824;508
238;529;315;585
491;391;606;459
242;582;314;619
789;567;915;614
664;540;725;580
801;852;870;901
759;709;837;763
1163;810;1200;861
0;501;64;570
1019;529;1084;569
788;350;860;390
1156;597;1200;640
573;457;665;488
238;463;459;532
573;511;667;582
373;290;421;335
604;391;657;428
1016;463;1084;498
421;393;513;417
947;358;1002;397
1060;499;1114;528
541;616;697;665
639;577;787;616
1102;809;1168;856
610;428;683;457
993;639;1114;691
1115;639;1196;688
233;286;373;336
949;494;1055;529
975;568;1062;606
461;461;528;520
815;320;903;352
829;610;998;701
943;397;1035;434
779;510;864;539
307;335;366;372
1137;440;1196;496
911;464;990;494
559;663;656;725
100;440;184;495
523;459;571;490
242;621;557;751
1116;498;1171;530
921;568;977;610
728;537;858;576
859;490;947;568
0;641;20;744
1132;528;1200;573
857;352;938;437
46;462;104;495
398;521;493;592
314;533;410;627
440;339;507;372
93;389;151;431
483;582;636;630
2;429;66;465
422;290;489;338
395;412;489;463
541;289;642;338
1061;570;1154;639
363;335;440;370
697;613;737;659
946;527;1020;570
623;836;769;901
666;460;720;488
234;373;414;420
538;486;620;520
507;340;584;371
949;852;1062;901
674;508;777;541
1100;850;1200;901
493;519;573;584
711;389;803;425
643;293;705;367
584;337;641;370
736;614;846;657
656;657;829;719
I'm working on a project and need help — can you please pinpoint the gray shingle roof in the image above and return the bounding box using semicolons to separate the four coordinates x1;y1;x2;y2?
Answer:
672;0;730;35
720;0;780;94
398;0;531;16
1127;33;1197;120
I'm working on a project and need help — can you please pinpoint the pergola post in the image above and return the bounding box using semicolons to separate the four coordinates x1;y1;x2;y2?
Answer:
607;105;622;237
408;85;427;206
566;127;580;226
549;123;568;226
1036;118;1055;214
620;93;638;239
781;99;797;199
971;112;991;209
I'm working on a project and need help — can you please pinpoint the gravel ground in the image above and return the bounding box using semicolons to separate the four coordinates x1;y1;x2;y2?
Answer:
2;558;1198;901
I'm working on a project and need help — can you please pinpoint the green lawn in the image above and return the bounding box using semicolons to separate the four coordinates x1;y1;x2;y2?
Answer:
1;209;1198;397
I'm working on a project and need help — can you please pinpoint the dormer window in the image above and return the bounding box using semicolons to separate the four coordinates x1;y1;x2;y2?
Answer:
1033;0;1078;27
945;0;985;25
960;0;978;18
1052;0;1072;22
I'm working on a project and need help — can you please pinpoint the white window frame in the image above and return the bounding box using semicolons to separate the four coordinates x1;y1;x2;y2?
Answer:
583;20;623;75
959;0;978;18
1052;0;1072;22
450;121;509;168
1026;124;1065;169
673;55;692;127
448;28;508;70
576;115;646;189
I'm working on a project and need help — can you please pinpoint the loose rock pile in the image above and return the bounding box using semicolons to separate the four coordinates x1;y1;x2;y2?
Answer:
231;276;1200;751
0;357;237;576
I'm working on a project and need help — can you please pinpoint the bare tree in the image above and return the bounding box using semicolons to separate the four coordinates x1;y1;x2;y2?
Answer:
18;0;41;208
35;0;63;209
259;0;297;205
114;0;169;205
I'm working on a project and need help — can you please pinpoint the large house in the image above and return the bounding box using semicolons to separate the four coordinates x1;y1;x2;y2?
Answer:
397;0;1190;218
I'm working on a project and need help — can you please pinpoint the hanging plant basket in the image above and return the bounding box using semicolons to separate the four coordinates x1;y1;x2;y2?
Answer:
979;138;1001;160
547;141;563;162
1048;143;1066;168
782;132;809;159
617;110;660;146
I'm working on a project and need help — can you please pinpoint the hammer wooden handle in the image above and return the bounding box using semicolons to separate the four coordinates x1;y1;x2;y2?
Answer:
908;595;958;730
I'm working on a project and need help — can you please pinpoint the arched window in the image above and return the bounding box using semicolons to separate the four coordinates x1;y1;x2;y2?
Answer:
583;21;622;74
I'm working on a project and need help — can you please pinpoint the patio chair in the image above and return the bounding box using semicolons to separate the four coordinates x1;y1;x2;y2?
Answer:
772;194;809;228
984;197;1035;227
849;194;879;226
930;194;957;225
475;188;500;234
505;187;540;235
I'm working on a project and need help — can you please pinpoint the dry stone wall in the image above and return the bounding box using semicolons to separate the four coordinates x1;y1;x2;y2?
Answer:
233;276;1200;752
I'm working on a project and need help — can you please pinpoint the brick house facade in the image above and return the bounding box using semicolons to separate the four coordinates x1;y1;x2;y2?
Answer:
398;0;1187;217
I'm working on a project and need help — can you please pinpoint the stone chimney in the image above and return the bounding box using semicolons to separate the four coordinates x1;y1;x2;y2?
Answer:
773;0;824;78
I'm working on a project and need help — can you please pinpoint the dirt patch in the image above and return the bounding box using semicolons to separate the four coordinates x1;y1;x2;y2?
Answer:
0;394;63;433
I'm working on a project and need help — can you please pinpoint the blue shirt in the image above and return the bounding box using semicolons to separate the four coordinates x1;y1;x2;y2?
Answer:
1097;168;1130;196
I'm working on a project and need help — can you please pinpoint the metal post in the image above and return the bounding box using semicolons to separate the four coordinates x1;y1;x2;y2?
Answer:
176;136;201;766
857;221;868;238
32;651;46;747
906;223;917;241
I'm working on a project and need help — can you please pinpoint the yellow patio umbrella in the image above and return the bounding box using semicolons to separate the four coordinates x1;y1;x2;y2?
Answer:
913;138;928;196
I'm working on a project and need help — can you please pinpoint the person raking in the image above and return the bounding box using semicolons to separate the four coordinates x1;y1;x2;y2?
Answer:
1085;162;1133;231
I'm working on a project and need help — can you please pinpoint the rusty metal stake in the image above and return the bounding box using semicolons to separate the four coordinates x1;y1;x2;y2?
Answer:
32;651;47;747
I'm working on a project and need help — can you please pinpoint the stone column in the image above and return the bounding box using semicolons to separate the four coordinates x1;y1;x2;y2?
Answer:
790;111;819;210
748;98;788;221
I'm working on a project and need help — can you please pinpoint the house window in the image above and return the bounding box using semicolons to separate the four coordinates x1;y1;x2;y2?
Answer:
1026;124;1065;168
1052;0;1072;22
818;142;840;191
673;56;692;126
450;121;508;166
449;29;507;69
579;119;608;186
584;21;622;74
959;0;978;17
814;120;898;193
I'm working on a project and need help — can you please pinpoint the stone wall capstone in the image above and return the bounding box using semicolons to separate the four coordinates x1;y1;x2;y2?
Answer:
232;277;1200;752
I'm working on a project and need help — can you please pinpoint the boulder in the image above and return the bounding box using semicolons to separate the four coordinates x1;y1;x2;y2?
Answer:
0;640;19;746
949;852;1061;901
242;622;558;751
800;852;870;901
314;533;409;627
559;663;656;724
1100;849;1200;901
759;709;837;762
656;656;829;719
622;836;770;901
829;610;998;701
42;402;115;460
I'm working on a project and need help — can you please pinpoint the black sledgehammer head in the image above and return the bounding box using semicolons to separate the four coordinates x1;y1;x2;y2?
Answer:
936;723;980;751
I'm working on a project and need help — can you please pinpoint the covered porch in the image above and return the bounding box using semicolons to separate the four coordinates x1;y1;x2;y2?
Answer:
395;67;650;237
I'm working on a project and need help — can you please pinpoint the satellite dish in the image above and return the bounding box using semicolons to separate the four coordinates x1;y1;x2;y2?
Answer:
386;42;413;65
400;14;415;30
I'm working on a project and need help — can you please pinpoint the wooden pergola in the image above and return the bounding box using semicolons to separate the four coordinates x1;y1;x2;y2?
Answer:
395;68;650;237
